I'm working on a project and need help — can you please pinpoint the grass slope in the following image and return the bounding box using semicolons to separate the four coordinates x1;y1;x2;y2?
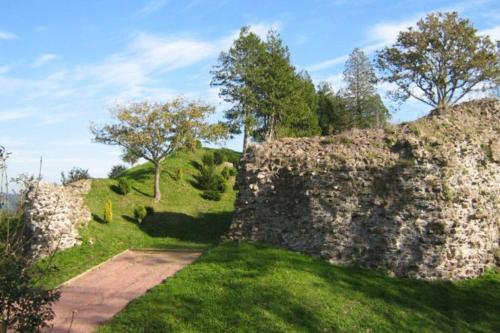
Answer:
41;147;500;332
98;243;500;333
41;148;237;288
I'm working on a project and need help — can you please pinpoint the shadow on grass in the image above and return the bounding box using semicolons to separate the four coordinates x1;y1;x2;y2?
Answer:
138;211;233;244
132;186;153;198
102;242;500;332
91;213;105;224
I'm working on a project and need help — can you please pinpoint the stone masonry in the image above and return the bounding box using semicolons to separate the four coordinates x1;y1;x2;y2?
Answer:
24;179;92;257
228;99;500;280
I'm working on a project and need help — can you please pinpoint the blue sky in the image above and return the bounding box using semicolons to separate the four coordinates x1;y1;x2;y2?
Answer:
0;0;499;185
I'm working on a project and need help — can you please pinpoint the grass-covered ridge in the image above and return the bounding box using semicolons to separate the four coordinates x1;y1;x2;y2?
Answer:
98;242;500;333
41;148;238;288
40;146;500;332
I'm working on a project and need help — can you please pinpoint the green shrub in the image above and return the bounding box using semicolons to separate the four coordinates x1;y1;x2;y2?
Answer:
146;206;155;216
214;150;225;165
221;167;230;180
61;167;90;185
108;165;127;179
133;205;147;223
195;140;203;149
228;168;236;177
194;163;227;200
202;190;222;201
117;178;131;195
104;200;113;223
215;174;227;193
173;167;183;181
202;153;214;167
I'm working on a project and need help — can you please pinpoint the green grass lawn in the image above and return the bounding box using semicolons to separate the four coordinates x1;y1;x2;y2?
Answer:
40;148;237;288
41;147;500;332
97;242;500;333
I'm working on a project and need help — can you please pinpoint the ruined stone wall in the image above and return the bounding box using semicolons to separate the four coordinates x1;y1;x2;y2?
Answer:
24;180;92;257
228;99;500;280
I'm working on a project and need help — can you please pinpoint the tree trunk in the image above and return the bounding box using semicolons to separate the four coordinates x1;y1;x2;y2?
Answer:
153;162;161;202
243;124;249;153
436;98;449;115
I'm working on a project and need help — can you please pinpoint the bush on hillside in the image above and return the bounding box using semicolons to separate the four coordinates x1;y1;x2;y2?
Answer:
108;165;127;179
201;153;215;167
133;205;147;223
221;167;230;180
117;178;131;195
201;190;222;201
214;150;225;165
173;167;183;181
145;206;155;216
61;167;90;185
195;140;203;149
104;200;113;223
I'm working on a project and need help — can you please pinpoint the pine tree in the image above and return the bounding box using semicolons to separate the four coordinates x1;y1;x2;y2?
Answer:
343;48;389;128
211;27;266;151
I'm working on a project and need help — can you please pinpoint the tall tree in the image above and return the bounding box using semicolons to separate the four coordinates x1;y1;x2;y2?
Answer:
91;98;227;202
211;27;266;151
343;48;389;128
377;12;499;114
316;82;351;135
212;27;320;148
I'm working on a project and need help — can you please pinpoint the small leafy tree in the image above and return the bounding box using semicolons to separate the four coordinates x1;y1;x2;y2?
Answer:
60;167;90;185
108;165;127;179
91;98;227;202
117;178;131;195
377;12;499;114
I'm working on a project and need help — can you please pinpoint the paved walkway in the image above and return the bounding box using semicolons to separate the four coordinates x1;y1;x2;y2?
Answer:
48;249;202;333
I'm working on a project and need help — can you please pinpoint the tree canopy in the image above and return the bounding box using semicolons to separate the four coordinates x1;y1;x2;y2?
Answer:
377;11;499;114
91;98;227;201
211;27;319;149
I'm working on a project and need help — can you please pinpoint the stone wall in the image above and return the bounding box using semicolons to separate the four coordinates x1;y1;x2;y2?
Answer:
228;99;500;280
24;180;92;257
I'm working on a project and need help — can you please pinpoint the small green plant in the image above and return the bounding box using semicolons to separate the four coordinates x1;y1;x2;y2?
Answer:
202;190;222;201
339;136;354;145
320;138;335;145
221;167;230;180
117;178;131;195
104;200;113;223
229;168;236;177
108;165;127;179
146;206;155;216
481;143;493;162
442;180;456;202
195;140;203;149
202;153;215;167
214;150;225;165
133;205;147;223
173;167;183;181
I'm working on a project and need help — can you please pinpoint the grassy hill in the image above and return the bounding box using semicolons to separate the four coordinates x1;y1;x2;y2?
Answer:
41;148;237;288
42;147;500;332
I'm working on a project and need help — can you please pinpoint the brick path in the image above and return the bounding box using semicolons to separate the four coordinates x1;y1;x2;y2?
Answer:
48;249;202;333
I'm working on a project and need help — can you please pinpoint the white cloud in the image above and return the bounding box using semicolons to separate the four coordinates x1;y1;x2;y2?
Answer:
306;55;348;72
32;53;59;67
136;0;170;17
0;66;10;74
0;107;34;121
480;25;500;40
0;30;17;40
